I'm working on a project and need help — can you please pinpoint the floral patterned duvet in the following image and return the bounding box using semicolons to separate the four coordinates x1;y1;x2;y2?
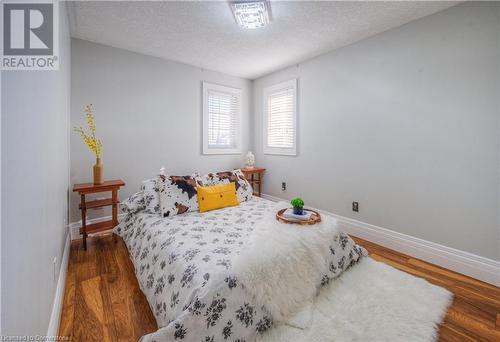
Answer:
115;197;366;341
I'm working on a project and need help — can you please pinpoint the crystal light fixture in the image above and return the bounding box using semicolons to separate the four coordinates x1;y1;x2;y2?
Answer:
230;1;271;29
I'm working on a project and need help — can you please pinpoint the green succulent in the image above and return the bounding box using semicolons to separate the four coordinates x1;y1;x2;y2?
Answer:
291;198;304;208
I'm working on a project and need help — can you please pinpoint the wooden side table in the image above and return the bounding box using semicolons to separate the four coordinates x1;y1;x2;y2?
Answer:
73;179;125;250
241;168;265;197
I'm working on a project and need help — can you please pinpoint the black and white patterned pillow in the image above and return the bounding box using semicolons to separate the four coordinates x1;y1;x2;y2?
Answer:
120;191;145;213
200;169;253;202
159;173;203;217
141;177;161;215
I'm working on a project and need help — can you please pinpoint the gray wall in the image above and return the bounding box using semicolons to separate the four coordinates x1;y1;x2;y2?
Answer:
1;2;71;335
70;39;252;222
253;2;500;261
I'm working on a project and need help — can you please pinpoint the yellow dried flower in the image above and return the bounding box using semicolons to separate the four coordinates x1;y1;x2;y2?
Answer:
74;104;103;157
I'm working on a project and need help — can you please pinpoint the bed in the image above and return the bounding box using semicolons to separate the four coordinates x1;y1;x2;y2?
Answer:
115;192;367;342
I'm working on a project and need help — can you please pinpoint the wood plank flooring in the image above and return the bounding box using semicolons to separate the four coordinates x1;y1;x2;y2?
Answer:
59;234;500;341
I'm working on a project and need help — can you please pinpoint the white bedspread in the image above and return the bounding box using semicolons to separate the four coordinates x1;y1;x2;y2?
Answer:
115;197;366;341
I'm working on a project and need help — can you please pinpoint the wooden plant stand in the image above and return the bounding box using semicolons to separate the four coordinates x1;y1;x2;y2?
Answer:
73;179;125;250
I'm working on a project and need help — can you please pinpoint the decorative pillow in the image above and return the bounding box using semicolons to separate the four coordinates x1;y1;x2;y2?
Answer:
200;169;253;202
158;173;203;217
121;191;145;213
141;177;161;215
197;183;239;213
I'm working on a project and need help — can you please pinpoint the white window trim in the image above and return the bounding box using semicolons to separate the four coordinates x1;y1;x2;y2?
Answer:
202;82;242;155
263;79;298;156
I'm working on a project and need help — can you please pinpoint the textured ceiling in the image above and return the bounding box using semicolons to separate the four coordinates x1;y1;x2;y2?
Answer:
68;1;459;79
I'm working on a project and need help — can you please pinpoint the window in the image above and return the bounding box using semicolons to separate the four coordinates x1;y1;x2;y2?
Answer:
203;82;242;154
263;79;297;155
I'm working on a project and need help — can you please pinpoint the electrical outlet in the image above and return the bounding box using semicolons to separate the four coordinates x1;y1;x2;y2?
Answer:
282;182;287;191
352;201;359;212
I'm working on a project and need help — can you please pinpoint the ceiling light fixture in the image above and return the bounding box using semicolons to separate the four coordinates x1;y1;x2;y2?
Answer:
230;1;271;29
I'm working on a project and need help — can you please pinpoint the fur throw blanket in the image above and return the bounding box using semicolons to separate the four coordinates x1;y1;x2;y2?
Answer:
232;201;366;324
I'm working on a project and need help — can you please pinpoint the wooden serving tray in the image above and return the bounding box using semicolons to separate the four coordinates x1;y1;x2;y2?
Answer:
276;208;321;225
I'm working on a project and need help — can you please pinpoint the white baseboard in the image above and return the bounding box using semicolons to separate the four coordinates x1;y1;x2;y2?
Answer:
261;194;500;287
68;213;126;240
46;232;71;340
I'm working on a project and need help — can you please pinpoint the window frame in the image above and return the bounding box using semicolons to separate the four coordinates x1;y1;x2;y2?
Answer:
263;79;298;156
202;82;243;155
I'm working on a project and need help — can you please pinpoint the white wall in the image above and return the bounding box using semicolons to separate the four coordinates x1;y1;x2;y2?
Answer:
1;2;71;336
70;39;252;222
498;2;500;265
253;2;500;261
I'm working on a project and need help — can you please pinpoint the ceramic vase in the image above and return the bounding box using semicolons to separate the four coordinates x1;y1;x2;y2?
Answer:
93;157;104;185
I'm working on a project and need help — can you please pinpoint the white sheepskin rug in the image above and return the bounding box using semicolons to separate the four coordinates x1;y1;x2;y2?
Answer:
257;257;453;342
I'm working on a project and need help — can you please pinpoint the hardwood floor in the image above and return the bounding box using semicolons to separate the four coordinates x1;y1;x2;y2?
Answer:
59;235;157;342
59;234;500;341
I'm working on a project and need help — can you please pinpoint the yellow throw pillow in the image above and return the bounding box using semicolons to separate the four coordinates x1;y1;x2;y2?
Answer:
197;183;240;213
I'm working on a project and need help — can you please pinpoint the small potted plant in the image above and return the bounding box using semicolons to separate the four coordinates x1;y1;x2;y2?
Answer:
291;198;305;215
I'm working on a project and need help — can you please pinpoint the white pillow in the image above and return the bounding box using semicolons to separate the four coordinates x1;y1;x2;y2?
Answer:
140;177;161;215
121;191;145;213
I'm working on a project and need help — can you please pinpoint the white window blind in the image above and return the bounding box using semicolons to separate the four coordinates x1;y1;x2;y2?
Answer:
267;88;294;148
264;79;297;155
203;82;242;154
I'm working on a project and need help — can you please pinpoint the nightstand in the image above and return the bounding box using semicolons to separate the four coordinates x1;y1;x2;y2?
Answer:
73;179;125;250
241;168;265;197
